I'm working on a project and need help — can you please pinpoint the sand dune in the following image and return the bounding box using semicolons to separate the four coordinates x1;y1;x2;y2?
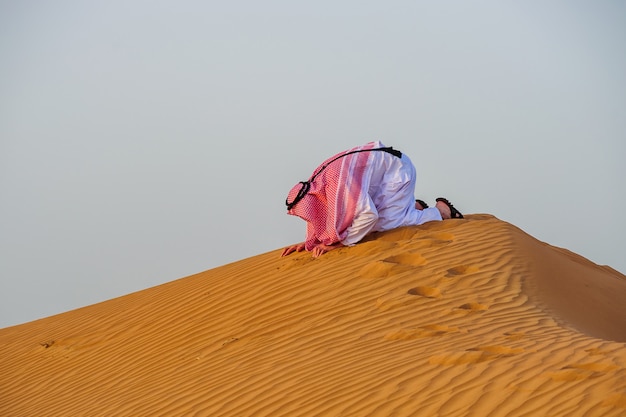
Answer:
1;214;625;416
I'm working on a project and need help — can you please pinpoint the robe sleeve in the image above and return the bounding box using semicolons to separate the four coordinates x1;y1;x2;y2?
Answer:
340;196;379;246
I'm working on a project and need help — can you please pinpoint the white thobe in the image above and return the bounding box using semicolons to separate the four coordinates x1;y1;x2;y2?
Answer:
341;151;442;246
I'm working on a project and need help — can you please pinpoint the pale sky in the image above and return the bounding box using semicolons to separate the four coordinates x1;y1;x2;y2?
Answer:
1;1;625;328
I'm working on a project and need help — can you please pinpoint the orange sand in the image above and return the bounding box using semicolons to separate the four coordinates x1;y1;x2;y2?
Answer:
1;214;625;416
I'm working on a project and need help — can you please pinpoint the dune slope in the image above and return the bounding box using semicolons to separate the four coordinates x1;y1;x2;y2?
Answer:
1;214;625;416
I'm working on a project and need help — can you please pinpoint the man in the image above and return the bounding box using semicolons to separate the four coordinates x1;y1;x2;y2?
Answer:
282;141;462;258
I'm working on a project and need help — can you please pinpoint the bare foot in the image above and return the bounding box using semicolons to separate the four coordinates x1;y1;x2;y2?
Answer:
414;199;428;210
435;200;451;219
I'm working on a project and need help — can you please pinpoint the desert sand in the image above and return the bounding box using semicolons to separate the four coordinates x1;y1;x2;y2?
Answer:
1;214;625;416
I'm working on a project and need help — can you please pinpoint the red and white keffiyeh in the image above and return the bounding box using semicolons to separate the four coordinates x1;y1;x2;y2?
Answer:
286;142;380;251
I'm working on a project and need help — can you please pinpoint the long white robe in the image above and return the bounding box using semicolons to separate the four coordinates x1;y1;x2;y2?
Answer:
340;147;442;246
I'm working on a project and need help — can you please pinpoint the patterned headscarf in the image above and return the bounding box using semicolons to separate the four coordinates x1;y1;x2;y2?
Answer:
286;142;379;251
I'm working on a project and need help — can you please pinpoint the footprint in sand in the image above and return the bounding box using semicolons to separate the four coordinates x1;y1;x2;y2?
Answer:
220;337;239;347
407;286;442;299
359;252;427;279
454;302;489;312
446;265;480;277
376;285;441;311
359;260;399;279
504;332;526;341
40;340;55;349
384;253;427;266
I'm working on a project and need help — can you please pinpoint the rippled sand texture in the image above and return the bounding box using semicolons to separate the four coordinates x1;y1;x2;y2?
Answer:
1;214;625;416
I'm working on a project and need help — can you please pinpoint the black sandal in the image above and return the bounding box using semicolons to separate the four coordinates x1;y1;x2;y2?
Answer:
436;198;464;219
415;199;429;209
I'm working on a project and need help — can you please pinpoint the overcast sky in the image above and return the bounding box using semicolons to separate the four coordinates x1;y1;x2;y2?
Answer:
1;1;624;328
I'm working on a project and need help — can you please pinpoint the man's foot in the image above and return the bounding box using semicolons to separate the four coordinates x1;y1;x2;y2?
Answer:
435;200;451;219
435;198;464;219
415;199;429;210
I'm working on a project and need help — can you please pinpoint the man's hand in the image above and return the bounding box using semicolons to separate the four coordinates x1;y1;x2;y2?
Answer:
282;242;345;257
311;242;344;258
281;242;306;257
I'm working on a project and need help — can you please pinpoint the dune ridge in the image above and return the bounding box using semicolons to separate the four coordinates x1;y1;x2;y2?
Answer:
1;214;625;416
